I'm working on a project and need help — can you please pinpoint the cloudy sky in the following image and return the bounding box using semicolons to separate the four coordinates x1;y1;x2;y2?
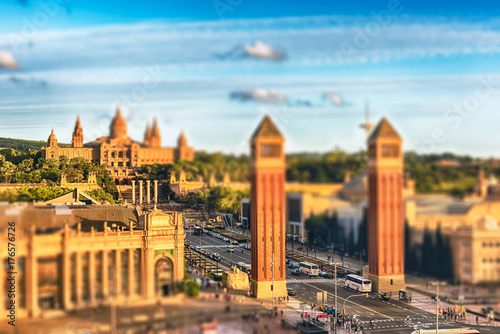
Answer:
0;0;500;156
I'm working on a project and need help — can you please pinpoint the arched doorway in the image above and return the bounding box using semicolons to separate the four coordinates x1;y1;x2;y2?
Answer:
155;257;174;296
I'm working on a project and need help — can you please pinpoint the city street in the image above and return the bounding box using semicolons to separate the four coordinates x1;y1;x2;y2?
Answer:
186;228;500;334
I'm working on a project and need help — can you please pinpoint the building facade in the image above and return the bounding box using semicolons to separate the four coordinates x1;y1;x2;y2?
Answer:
250;116;287;299
367;118;406;293
0;204;185;318
41;109;195;183
451;215;500;284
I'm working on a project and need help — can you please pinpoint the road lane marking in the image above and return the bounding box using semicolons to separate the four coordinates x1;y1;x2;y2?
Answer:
300;282;394;320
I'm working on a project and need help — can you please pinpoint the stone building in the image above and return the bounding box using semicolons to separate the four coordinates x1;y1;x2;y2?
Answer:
0;203;185;318
451;215;500;284
41;109;195;183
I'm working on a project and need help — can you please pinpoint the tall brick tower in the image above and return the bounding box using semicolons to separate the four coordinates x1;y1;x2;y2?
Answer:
367;117;405;293
250;116;287;299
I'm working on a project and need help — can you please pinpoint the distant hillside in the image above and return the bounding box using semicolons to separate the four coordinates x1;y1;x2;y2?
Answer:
0;137;70;152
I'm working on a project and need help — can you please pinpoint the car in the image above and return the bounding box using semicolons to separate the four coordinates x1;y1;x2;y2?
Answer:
377;292;391;301
322;272;333;279
287;288;296;296
291;269;301;276
319;305;341;316
226;246;234;252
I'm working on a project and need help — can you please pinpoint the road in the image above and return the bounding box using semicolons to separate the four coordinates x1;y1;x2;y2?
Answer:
187;229;500;333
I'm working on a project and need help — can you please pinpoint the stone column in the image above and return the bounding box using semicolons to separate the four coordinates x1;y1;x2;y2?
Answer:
0;258;4;316
146;180;151;204
131;180;136;204
76;252;82;307
26;227;38;317
139;180;143;205
102;250;109;300
62;224;71;310
154;180;158;204
89;251;96;305
128;249;134;296
115;250;122;298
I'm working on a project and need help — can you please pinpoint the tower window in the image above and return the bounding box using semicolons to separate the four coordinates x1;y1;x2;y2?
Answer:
260;144;281;158
368;144;376;158
381;145;399;158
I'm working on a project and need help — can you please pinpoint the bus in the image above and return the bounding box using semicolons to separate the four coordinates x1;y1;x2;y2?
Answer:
345;274;372;292
299;262;320;276
411;329;480;334
236;262;252;276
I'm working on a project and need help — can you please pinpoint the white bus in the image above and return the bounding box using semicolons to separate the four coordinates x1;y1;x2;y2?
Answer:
411;329;480;334
236;262;252;276
345;274;372;292
299;262;320;276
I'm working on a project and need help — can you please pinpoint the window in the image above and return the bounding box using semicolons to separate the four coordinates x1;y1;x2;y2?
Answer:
111;152;115;158
368;144;376;158
118;151;123;158
381;145;399;158
260;144;281;158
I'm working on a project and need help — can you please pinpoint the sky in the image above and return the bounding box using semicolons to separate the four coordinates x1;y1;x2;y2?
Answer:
1;0;500;157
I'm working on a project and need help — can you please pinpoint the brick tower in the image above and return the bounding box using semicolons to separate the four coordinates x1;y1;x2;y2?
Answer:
250;116;287;299
367;117;405;293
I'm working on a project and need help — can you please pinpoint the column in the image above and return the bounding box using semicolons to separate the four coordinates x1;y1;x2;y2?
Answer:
62;225;71;310
76;252;82;307
0;257;4;312
146;180;151;204
115;250;122;298
139;180;143;205
102;250;109;300
131;180;136;204
128;249;134;297
26;255;38;317
154;180;158;204
26;228;38;317
89;251;96;305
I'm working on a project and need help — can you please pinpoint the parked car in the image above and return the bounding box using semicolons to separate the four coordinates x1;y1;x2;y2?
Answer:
287;288;296;296
291;269;301;276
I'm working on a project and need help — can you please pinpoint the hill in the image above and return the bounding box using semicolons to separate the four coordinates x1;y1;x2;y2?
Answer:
0;137;70;152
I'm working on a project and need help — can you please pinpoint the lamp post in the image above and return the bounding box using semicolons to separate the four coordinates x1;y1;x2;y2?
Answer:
331;261;341;334
430;281;447;334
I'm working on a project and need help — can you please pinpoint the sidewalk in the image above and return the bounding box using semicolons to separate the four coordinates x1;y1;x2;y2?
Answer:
405;276;500;327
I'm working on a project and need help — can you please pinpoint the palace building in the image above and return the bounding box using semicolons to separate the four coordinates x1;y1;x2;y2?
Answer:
41;108;195;183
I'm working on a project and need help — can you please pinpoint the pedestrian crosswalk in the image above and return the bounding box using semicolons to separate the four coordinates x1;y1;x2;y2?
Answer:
287;278;335;283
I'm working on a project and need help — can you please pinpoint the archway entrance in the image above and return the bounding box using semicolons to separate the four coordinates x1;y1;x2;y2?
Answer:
155;257;174;296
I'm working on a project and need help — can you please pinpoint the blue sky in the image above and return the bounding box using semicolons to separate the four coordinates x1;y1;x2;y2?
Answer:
1;0;500;156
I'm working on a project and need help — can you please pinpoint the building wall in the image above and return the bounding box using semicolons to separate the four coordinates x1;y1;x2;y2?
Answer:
0;206;184;318
451;222;500;284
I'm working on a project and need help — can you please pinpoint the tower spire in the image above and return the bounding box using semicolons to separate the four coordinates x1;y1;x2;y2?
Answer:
72;115;84;148
360;99;375;137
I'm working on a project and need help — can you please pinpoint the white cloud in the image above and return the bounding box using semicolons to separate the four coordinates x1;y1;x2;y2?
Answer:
0;51;19;69
323;92;344;106
230;89;287;103
243;41;285;60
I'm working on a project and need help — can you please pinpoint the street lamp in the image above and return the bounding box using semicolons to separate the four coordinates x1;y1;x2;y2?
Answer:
331;261;342;334
430;281;447;334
